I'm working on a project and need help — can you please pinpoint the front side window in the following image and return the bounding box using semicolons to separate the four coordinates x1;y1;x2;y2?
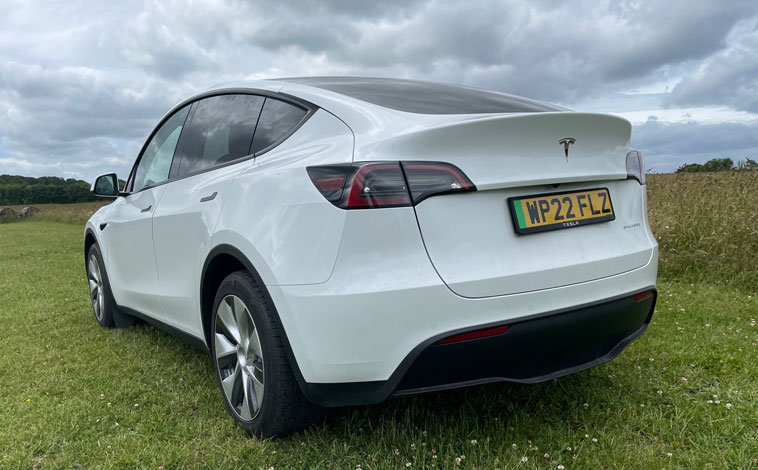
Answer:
133;105;190;192
249;98;308;155
176;94;264;177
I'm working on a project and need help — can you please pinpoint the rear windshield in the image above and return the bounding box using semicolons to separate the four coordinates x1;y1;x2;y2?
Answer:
279;77;564;114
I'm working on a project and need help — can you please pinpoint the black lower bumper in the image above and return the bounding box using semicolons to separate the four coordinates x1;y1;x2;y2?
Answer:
300;288;657;407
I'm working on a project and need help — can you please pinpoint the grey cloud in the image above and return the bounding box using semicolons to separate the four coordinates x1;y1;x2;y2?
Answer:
0;0;757;182
667;18;758;112
236;0;756;104
0;62;181;180
632;118;758;172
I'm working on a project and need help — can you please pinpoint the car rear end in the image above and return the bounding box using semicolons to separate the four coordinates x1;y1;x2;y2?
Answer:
269;79;658;406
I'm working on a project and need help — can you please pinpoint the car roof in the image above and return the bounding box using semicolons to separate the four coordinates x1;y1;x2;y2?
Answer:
274;76;563;115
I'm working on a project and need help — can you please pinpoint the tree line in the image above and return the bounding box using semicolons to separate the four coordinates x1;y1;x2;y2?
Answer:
0;175;100;205
676;158;757;173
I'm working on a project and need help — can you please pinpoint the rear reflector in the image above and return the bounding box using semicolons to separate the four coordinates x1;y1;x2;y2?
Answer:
436;325;510;345
307;161;476;209
633;290;654;302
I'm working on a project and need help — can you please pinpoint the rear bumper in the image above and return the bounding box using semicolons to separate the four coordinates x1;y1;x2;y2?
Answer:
300;289;656;406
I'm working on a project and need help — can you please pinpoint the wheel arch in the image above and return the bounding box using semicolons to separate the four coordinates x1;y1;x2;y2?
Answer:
84;228;98;262
200;244;308;386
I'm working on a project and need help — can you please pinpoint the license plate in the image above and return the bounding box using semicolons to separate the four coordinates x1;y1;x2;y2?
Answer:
508;188;615;235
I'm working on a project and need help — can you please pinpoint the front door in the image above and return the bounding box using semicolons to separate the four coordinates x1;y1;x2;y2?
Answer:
105;105;190;316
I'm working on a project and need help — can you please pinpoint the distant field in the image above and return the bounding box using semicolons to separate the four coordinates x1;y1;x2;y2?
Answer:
1;201;109;225
0;172;756;469
647;171;758;290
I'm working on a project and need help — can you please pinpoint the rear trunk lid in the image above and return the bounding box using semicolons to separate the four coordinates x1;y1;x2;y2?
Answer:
358;112;655;298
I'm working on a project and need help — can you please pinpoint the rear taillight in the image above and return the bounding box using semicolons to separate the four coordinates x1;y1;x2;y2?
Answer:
402;162;475;204
307;161;475;209
626;150;645;185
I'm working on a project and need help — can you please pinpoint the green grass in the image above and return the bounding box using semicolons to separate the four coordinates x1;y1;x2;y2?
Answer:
647;171;758;291
1;176;757;468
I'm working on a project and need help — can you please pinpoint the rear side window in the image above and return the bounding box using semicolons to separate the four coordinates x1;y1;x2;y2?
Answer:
176;94;264;177
249;98;307;155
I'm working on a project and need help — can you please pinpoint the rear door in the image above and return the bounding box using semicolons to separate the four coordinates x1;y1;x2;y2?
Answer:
105;105;190;315
151;94;265;336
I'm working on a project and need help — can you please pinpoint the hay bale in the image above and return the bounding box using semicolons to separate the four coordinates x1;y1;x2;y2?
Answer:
0;207;18;218
21;206;40;218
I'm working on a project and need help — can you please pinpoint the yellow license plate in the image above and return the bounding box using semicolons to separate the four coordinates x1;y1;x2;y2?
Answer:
508;188;615;235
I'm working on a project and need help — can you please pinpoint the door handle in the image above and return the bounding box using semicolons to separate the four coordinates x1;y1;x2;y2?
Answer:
200;192;217;203
140;205;152;213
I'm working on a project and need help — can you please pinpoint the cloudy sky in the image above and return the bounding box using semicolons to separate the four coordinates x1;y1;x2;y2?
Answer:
1;0;757;181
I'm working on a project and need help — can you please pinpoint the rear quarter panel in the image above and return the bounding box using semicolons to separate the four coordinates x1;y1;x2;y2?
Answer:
213;109;354;286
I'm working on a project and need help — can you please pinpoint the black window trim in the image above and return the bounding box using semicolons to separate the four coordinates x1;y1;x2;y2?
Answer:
124;88;317;196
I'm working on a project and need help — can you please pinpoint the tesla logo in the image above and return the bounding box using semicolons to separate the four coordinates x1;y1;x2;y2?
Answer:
559;137;576;159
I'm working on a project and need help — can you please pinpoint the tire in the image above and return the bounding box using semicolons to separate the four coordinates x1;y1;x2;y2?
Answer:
210;270;323;438
86;244;136;328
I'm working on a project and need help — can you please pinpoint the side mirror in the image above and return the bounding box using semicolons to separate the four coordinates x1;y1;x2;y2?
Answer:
91;173;121;197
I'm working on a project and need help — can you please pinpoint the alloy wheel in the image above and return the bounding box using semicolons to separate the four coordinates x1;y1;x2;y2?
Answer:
214;294;265;421
88;254;104;321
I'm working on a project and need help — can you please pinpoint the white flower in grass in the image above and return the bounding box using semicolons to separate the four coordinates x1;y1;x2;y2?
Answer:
544;453;550;458
583;402;589;409
566;447;571;451
454;457;461;465
512;443;518;449
592;438;598;443
406;463;411;467
666;452;673;457
521;456;528;463
558;465;565;470
470;439;477;445
726;403;733;409
680;377;688;383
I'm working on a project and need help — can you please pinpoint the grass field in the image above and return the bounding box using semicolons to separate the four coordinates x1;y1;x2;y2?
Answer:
0;172;756;469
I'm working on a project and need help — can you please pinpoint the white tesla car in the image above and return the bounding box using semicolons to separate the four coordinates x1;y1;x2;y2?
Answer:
85;77;658;437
